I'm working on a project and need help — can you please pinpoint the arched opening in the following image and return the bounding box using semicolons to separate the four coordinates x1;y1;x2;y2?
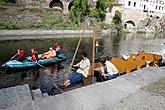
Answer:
124;20;136;29
49;0;63;10
68;1;73;10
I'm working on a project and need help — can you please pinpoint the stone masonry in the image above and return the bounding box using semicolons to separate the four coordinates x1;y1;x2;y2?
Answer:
0;67;165;110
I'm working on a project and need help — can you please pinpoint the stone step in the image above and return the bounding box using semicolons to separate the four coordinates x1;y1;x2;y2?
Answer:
32;89;43;100
0;84;32;109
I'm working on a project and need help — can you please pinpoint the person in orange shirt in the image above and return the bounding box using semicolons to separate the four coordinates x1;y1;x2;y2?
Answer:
42;47;56;59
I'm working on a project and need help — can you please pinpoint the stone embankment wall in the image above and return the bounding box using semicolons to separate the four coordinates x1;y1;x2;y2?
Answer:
0;67;165;110
0;30;111;40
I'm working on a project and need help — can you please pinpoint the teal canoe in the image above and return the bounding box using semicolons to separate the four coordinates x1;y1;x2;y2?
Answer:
3;53;66;69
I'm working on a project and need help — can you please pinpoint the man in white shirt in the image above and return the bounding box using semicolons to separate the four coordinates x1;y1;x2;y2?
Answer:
161;43;165;66
98;57;118;81
63;52;90;87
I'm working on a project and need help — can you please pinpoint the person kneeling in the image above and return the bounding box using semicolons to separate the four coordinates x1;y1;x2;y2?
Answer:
63;52;90;87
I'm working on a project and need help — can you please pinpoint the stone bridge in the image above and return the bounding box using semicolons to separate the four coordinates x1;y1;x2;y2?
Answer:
105;6;164;29
16;0;73;14
45;0;73;14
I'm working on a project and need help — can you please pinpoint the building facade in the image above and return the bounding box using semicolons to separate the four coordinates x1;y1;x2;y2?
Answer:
105;0;165;29
122;0;165;14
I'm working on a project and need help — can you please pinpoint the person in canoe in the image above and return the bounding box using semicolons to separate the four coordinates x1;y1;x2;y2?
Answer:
63;51;90;87
94;57;118;81
31;48;38;62
16;49;26;62
42;47;56;59
54;42;63;54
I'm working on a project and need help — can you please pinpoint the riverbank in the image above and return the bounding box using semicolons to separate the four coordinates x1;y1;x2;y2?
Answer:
0;67;165;110
0;30;111;40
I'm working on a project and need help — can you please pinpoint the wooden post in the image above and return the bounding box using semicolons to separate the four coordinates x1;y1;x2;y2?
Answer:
91;30;96;84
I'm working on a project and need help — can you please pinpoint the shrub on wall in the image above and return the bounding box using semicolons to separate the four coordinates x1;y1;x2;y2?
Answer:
2;0;16;3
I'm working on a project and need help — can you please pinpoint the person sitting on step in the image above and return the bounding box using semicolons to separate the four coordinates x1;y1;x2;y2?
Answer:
95;57;118;81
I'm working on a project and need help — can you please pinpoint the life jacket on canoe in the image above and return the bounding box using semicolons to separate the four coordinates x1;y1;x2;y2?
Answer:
42;47;56;59
31;49;38;62
16;49;26;62
54;42;63;54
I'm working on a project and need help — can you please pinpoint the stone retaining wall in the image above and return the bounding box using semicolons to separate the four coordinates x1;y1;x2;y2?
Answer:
1;67;165;110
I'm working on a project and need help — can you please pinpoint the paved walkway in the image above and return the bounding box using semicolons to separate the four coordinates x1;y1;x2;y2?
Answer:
1;67;165;110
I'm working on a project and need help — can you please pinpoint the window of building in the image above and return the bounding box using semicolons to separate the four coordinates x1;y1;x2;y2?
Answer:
134;2;136;6
156;5;158;9
128;1;131;6
144;5;146;9
159;1;161;4
143;10;148;12
159;6;161;10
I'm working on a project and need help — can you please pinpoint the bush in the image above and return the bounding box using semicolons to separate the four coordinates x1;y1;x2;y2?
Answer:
2;0;16;3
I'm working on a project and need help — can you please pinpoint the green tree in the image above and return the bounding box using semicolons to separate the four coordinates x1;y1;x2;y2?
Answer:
69;0;89;25
89;0;118;22
112;10;123;32
95;0;108;21
107;0;118;12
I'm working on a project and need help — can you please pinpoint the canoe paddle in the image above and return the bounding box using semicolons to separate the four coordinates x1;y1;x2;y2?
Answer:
1;53;17;67
27;58;45;69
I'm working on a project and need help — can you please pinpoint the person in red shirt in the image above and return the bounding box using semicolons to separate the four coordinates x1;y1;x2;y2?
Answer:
31;48;38;62
16;49;26;62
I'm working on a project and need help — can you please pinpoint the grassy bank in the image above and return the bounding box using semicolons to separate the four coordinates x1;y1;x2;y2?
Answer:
0;2;108;30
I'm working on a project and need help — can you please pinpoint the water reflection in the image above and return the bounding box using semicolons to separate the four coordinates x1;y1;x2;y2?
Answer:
0;33;165;89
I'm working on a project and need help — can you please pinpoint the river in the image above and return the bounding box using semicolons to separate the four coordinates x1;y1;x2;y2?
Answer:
0;32;165;89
